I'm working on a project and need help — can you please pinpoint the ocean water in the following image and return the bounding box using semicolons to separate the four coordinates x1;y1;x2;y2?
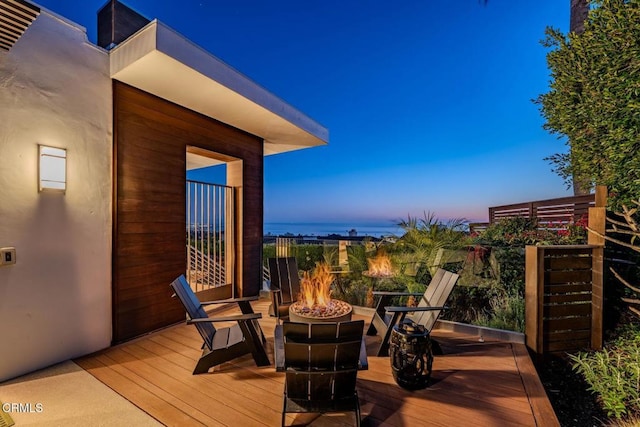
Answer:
264;222;403;238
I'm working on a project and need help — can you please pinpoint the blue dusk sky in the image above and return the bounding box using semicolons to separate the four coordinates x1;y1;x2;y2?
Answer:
37;0;571;224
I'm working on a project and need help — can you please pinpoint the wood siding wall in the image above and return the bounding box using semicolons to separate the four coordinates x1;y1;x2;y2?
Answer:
113;81;264;343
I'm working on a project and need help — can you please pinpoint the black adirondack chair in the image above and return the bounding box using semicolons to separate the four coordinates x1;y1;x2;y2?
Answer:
366;268;460;356
279;320;365;427
267;257;301;321
170;275;270;374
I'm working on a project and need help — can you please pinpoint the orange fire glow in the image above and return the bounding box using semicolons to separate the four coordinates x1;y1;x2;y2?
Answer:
366;252;393;277
299;262;334;308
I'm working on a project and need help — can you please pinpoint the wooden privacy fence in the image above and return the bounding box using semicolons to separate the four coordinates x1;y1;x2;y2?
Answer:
525;245;603;357
489;194;595;228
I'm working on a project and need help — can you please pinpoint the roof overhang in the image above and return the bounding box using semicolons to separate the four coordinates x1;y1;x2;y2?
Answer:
0;0;40;51
109;20;328;157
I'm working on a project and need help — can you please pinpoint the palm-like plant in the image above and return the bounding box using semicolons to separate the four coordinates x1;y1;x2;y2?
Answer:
392;212;471;277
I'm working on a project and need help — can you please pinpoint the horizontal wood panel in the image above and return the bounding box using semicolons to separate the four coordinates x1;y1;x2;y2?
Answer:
544;256;592;270
543;303;592;318
544;283;593;294
118;206;185;222
544;339;591;353
543;247;593;256
116;289;183;312
545;329;591;343
117;130;187;163
544;292;592;304
118;163;185;184
117;264;188;284
117;222;184;234
116;251;186;269
117;232;186;247
545;270;592;284
116;243;184;259
117;95;260;157
544;316;591;331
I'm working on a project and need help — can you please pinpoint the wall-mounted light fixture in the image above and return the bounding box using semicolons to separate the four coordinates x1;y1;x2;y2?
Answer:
39;145;67;192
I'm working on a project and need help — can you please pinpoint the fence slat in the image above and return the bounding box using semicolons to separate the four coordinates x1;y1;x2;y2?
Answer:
544;303;592;318
546;270;592;284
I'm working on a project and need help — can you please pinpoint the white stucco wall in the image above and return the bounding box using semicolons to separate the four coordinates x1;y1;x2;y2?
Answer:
0;11;112;381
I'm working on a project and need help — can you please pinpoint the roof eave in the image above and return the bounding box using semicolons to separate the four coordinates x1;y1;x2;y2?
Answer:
109;20;328;156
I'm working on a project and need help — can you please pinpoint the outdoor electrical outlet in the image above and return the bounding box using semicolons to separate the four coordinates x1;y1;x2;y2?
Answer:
0;247;16;266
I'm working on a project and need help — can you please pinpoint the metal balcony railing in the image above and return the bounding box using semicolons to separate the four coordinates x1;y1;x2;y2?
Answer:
186;180;234;292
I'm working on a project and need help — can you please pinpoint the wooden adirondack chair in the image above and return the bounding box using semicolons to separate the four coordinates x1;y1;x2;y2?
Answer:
170;275;270;374
366;268;460;356
267;257;301;321
279;320;365;427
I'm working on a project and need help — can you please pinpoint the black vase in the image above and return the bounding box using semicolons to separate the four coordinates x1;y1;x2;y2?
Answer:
389;320;433;390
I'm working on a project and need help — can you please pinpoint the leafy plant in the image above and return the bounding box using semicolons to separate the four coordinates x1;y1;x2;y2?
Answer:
459;216;589;332
476;293;526;332
588;201;640;326
537;0;640;210
570;324;640;419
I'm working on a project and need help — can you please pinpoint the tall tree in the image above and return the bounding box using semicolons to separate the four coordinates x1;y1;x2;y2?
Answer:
538;0;640;210
568;0;591;195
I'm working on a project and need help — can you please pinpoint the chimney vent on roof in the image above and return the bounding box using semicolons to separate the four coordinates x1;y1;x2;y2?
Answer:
97;0;150;50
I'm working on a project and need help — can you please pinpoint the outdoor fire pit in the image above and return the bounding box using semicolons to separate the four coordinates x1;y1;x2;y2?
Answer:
363;252;395;280
363;252;395;307
289;262;352;323
289;299;352;323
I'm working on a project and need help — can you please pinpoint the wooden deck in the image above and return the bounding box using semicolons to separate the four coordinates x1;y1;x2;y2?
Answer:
75;299;559;426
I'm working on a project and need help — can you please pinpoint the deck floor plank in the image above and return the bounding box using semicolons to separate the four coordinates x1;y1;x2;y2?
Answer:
75;299;558;427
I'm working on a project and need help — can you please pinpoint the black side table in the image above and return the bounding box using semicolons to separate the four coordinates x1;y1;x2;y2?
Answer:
389;320;433;389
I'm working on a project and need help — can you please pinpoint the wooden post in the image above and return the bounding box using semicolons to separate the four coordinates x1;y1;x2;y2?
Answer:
595;185;608;208
591;245;604;350
589;185;606;350
227;159;243;296
525;246;544;355
338;240;350;270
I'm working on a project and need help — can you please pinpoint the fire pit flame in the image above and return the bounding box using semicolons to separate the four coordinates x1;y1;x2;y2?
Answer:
289;262;352;323
300;262;333;308
364;252;394;278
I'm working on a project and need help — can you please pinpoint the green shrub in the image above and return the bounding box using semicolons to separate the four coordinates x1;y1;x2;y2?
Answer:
455;216;590;332
262;244;324;272
442;284;496;325
331;279;370;307
476;293;525;332
570;324;640;419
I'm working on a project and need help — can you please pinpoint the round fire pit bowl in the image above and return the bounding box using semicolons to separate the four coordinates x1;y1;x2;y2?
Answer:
289;300;353;323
